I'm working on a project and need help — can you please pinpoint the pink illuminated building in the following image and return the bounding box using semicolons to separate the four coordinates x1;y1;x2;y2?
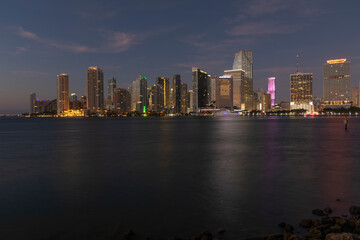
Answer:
267;77;276;106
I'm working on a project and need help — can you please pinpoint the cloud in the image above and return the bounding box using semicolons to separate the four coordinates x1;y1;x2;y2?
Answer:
13;46;27;55
16;26;137;54
226;22;295;36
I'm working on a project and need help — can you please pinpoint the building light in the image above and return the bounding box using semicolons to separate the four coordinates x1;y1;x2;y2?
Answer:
326;59;347;64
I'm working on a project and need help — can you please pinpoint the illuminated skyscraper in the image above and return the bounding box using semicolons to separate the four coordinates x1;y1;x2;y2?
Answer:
156;77;170;109
57;73;69;115
323;59;350;102
30;92;37;114
352;87;359;107
131;76;147;113
224;69;245;108
192;67;211;113
180;83;188;114
86;66;104;114
267;77;276;106
290;72;313;112
232;50;253;110
215;75;233;108
172;74;181;113
107;77;116;110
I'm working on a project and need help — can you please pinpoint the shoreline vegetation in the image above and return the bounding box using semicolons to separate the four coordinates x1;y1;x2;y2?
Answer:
46;204;360;240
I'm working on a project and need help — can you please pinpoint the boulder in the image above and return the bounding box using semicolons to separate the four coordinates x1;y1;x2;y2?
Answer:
285;224;294;233
313;219;322;227
350;206;360;215
325;233;354;240
313;209;326;216
299;219;313;228
306;227;323;239
324;207;333;214
328;224;343;233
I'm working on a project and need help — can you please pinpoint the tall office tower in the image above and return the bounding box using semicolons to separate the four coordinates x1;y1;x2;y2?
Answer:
156;77;170;109
189;89;194;112
224;69;245;108
352;87;359;107
210;76;217;103
323;59;350;102
267;77;276;106
86;66;104;114
253;89;265;110
232;50;253;110
149;84;164;113
107;77;116;110
30;92;37;114
172;74;181;113
57;73;70;115
192;67;211;113
290;72;313;112
180;83;188;114
114;87;131;113
70;93;78;101
131;76;147;113
215;75;233;108
261;93;272;112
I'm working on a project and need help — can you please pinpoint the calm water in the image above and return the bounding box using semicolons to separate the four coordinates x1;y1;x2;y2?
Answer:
1;116;360;239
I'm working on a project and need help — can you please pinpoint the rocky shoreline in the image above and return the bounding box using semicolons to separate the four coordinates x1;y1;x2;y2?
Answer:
51;205;360;240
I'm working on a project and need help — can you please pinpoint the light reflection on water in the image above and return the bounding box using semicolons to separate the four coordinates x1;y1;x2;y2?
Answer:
0;117;360;239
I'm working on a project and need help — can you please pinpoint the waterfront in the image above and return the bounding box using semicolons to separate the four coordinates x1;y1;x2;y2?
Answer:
1;117;360;239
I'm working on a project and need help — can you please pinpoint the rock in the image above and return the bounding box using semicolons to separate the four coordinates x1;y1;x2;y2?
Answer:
285;224;294;233
306;227;323;239
326;233;354;240
299;219;313;228
313;219;322;227
313;209;326;216
199;231;212;240
283;233;298;240
217;228;225;234
278;222;286;228
323;216;335;225
264;234;284;240
328;224;343;233
350;206;360;215
123;229;135;239
324;207;333;214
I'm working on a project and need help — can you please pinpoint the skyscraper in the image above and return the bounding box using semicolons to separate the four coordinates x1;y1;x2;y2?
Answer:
156;77;170;109
114;88;131;113
290;72;313;112
86;66;104;114
192;67;211;113
323;59;350;102
224;69;245;108
131;76;147;113
215;75;233;108
180;83;188;114
232;50;253;110
267;77;276;106
352;87;359;107
30;92;36;114
57;73;69;115
107;77;116;110
172;74;181;113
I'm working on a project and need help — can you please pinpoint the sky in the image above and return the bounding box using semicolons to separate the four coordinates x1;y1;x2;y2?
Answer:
0;0;360;114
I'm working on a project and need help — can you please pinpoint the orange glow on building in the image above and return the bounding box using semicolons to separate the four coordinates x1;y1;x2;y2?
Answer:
326;59;347;64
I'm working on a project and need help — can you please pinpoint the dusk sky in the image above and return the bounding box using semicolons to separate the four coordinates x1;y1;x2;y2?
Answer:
0;0;359;114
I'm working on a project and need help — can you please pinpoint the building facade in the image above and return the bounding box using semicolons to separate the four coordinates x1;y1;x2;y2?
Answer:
267;77;276;106
107;77;116;110
180;83;188;114
290;72;313;112
224;69;245;109
57;73;69;115
114;87;131;113
86;66;104;114
30;92;37;114
323;59;350;102
172;75;181;113
192;67;211;113
131;76;147;113
352;87;359;107
215;75;233;108
156;77;170;110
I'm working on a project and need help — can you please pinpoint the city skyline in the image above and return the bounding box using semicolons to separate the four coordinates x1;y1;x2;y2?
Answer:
1;0;360;114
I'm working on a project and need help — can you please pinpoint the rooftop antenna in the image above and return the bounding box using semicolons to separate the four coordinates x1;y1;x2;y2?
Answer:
296;54;299;73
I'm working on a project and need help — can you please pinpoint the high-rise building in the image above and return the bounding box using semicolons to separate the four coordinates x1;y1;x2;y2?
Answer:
267;77;276;106
156;77;170;109
210;76;216;104
86;66;104;114
215;75;233;108
352;87;359;107
180;83;188;114
172;74;181;113
261;93;272;112
189;89;194;112
107;77;116;110
57;73;69;115
290;72;313;112
192;67;211;113
224;69;245;108
114;87;131;113
323;59;350;102
30;92;37;114
131;76;147;113
232;50;253;110
149;84;164;113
